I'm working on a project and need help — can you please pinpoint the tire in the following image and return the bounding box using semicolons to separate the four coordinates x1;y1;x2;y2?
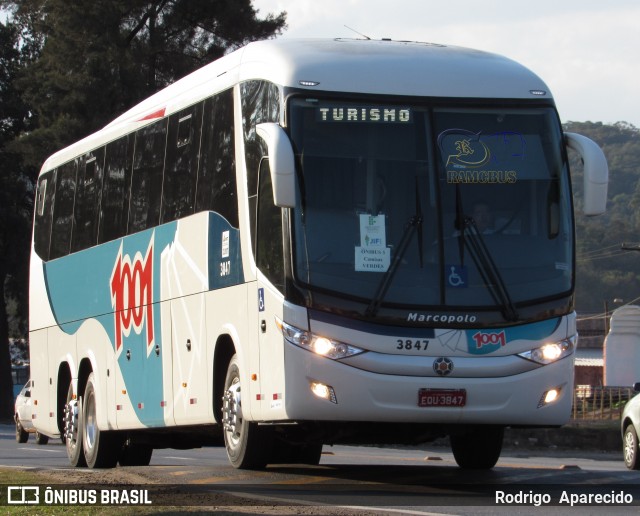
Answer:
294;443;323;465
15;419;28;443
35;432;49;445
64;382;87;467
118;439;153;467
271;439;323;465
623;424;640;470
450;426;504;470
82;373;120;468
222;354;272;469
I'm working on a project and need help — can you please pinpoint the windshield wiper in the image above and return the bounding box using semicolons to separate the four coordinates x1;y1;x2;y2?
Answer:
461;217;519;322
365;180;424;318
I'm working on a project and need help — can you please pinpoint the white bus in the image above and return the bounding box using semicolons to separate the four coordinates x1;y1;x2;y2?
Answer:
29;38;608;470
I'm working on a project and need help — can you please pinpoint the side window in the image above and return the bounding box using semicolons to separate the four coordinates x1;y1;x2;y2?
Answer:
256;158;284;291
196;88;237;226
99;135;132;243
71;148;104;253
240;81;281;253
129;120;167;233
34;171;55;261
50;160;78;260
162;104;202;223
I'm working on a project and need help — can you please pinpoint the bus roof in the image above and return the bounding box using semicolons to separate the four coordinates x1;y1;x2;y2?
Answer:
41;38;552;173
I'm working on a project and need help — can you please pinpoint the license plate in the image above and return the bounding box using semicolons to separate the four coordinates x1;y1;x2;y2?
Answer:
418;388;466;407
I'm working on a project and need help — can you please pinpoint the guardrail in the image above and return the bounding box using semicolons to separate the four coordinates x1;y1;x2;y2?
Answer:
571;385;635;420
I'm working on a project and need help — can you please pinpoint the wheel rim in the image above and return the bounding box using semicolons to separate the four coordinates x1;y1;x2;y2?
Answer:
64;399;79;452
222;377;243;450
624;429;636;466
84;391;96;453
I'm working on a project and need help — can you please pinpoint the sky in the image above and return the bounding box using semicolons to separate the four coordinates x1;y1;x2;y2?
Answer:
252;0;640;127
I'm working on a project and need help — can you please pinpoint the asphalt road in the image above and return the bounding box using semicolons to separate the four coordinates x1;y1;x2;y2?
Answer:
1;424;639;515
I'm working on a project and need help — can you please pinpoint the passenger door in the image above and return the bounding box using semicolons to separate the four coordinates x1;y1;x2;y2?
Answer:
254;159;287;420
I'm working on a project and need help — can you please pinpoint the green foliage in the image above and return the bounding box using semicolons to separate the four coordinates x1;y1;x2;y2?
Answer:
0;0;286;419
1;0;287;168
567;121;640;313
0;19;32;419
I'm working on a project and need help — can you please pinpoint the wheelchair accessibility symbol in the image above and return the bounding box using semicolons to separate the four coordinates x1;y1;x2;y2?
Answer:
448;265;467;288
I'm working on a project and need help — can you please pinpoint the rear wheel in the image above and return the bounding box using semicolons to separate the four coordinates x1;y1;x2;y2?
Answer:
15;419;28;443
63;382;86;467
623;424;640;470
222;354;272;469
35;432;49;445
82;373;120;468
118;438;153;466
450;426;504;470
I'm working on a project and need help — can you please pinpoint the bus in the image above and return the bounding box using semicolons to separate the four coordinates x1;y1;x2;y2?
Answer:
29;38;608;470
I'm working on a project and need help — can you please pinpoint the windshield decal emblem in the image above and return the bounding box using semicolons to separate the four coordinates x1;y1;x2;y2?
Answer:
433;357;454;376
447;265;467;288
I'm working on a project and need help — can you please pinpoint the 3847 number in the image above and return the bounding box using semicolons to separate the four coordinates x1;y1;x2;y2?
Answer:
396;339;429;351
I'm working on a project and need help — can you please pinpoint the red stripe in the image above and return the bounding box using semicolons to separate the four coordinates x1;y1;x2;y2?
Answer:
138;108;166;121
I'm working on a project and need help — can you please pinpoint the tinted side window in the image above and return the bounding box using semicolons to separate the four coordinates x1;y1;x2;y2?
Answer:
129;120;167;233
99;135;132;243
34;170;56;260
241;81;281;198
162;104;203;223
256;159;284;291
50;161;78;260
196;88;238;227
240;81;280;252
71;148;104;253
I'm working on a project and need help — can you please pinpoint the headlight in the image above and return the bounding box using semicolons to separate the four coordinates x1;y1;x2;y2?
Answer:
518;335;576;365
275;318;366;360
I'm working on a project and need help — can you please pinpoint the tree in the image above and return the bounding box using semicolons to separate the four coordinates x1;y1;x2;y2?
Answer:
2;0;286;167
0;20;33;420
568;121;640;313
0;0;285;420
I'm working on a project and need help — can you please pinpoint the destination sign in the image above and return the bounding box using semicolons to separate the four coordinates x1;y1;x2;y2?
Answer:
317;105;412;123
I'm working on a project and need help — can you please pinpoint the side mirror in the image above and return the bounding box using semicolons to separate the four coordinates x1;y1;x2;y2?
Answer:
565;132;608;216
256;123;296;208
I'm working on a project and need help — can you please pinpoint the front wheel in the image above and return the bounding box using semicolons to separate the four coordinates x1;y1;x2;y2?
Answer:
15;419;28;443
623;424;640;470
450;426;504;470
222;354;272;469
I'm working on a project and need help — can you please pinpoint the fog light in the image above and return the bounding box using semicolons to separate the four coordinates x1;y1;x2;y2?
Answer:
310;381;338;404
538;386;562;408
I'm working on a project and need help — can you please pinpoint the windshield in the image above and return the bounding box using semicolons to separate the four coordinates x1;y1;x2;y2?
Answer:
289;98;573;317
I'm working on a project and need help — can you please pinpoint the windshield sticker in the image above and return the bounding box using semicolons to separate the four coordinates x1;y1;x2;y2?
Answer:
438;129;524;184
317;106;412;124
355;214;390;272
359;214;386;247
447;265;468;288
